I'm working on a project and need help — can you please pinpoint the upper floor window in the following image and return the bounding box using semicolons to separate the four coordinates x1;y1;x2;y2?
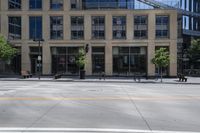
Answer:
113;16;126;39
29;0;42;10
8;0;21;10
50;0;63;10
134;15;148;39
8;16;21;40
71;16;84;40
29;16;42;39
156;15;169;38
92;16;105;39
50;16;63;40
71;0;77;9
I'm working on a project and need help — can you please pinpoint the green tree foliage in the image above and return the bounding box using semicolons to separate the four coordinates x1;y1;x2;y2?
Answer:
76;48;86;70
0;35;17;61
152;48;170;82
187;39;200;68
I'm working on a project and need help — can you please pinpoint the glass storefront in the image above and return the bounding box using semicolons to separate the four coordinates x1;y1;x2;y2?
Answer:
51;47;79;75
113;46;147;76
92;47;105;74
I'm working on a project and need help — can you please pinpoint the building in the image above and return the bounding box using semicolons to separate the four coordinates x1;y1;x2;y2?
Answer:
0;0;178;77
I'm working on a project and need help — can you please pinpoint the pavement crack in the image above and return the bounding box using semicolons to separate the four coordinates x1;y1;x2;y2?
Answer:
121;86;153;133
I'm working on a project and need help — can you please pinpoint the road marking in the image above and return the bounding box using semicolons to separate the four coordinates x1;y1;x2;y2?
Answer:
0;96;200;101
0;128;199;133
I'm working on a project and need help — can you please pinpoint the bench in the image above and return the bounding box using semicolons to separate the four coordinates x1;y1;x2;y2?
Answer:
54;73;63;79
21;70;32;79
178;73;187;82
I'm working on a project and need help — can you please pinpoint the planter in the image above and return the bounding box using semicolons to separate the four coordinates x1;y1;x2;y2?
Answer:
80;70;85;79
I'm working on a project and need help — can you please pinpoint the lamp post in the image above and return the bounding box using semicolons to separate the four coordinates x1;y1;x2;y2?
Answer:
33;38;44;80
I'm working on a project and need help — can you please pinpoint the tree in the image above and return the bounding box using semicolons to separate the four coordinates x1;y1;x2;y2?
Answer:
152;48;170;82
0;35;17;61
76;48;86;79
187;39;200;69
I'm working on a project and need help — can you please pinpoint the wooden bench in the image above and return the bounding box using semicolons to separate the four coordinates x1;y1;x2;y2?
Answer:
21;70;32;79
178;73;187;82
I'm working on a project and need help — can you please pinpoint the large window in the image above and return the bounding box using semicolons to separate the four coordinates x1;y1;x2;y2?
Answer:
29;0;42;10
113;16;126;39
50;0;63;10
29;16;42;39
92;47;105;74
8;16;21;40
71;16;84;40
113;47;147;76
134;15;148;39
51;47;79;74
92;16;105;39
8;0;21;9
156;15;169;38
50;16;63;40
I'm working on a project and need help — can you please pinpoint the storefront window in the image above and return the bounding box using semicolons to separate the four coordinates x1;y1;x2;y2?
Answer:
51;47;79;75
92;47;105;74
113;46;147;76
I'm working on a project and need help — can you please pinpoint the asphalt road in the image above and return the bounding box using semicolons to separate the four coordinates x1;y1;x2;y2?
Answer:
0;81;200;133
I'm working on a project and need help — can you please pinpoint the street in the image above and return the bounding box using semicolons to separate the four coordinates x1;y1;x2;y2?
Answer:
0;81;200;133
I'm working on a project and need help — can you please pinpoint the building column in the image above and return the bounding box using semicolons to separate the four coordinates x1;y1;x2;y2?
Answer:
1;14;8;38
105;43;112;76
147;44;155;77
85;44;92;75
127;13;133;40
42;44;51;75
147;13;156;77
21;45;30;71
169;40;177;77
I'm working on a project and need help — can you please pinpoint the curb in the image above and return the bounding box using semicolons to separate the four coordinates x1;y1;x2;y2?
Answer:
0;79;200;85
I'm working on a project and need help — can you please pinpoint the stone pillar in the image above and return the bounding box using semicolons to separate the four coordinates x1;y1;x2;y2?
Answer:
0;0;7;11
147;44;155;76
42;44;51;75
43;0;49;11
64;14;70;40
127;13;133;40
147;13;156;76
1;14;8;38
21;44;30;71
22;15;29;41
105;43;112;76
105;13;112;40
85;44;92;75
85;14;91;40
169;40;177;77
169;12;177;77
22;0;28;11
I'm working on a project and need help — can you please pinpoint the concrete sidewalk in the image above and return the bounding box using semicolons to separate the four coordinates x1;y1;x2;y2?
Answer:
0;76;199;85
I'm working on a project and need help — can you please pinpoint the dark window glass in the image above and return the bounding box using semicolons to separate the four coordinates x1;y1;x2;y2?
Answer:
71;16;84;40
92;16;105;39
50;0;63;10
8;0;21;9
92;47;105;74
8;16;21;40
113;16;126;39
51;47;79;74
71;0;77;9
50;16;63;40
29;0;42;9
134;15;148;39
156;15;169;38
113;46;147;76
29;16;42;39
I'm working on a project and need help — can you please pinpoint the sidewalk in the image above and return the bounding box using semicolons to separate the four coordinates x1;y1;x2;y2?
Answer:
0;76;200;85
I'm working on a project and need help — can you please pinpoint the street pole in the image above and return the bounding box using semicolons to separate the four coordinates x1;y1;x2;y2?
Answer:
33;38;44;80
38;40;41;80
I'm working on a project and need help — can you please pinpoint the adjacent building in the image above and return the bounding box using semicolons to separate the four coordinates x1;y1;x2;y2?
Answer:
0;0;178;77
